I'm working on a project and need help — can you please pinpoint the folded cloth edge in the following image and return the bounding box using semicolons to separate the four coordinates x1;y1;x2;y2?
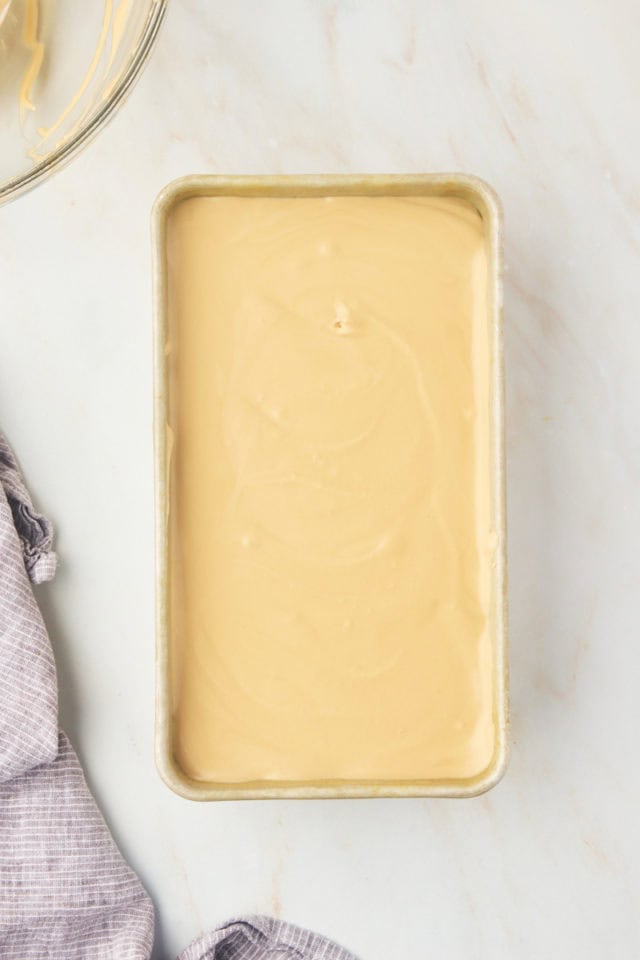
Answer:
0;434;57;584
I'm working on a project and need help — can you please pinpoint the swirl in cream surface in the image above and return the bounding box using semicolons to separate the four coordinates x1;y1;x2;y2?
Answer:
166;193;497;784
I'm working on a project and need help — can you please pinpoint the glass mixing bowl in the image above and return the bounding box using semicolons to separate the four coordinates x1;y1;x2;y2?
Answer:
0;0;167;204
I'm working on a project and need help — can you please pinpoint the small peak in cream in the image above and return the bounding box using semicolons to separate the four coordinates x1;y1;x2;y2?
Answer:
332;299;352;334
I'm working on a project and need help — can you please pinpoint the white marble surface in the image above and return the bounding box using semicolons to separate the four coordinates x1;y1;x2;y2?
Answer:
2;1;640;956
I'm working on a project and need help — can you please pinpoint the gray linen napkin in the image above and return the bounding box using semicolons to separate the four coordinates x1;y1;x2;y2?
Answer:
0;432;357;960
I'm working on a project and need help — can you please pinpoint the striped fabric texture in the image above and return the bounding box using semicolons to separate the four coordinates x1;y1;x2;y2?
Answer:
0;433;357;960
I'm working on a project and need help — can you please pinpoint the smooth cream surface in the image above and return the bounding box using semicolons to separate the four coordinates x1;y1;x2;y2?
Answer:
166;194;496;784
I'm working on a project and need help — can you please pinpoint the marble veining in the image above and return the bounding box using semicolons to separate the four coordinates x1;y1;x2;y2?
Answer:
0;1;639;958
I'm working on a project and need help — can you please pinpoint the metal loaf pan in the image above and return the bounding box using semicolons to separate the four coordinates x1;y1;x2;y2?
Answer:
153;174;508;800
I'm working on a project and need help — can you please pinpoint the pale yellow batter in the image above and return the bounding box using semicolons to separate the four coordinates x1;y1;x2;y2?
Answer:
166;193;497;784
2;0;135;162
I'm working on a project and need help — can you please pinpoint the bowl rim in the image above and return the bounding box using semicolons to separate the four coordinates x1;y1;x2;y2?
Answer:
0;0;168;206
